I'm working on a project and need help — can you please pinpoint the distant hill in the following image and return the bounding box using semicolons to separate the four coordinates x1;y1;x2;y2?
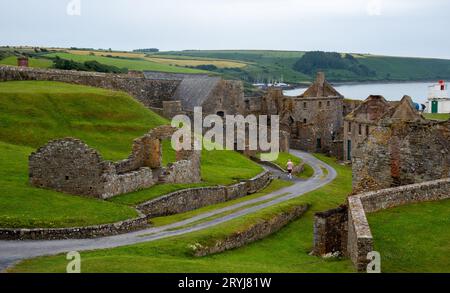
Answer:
155;50;450;83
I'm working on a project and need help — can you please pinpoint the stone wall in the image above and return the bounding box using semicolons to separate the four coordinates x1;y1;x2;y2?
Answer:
352;120;450;192
0;214;149;240
29;138;156;199
0;66;180;108
201;79;246;116
346;177;450;271
29;125;202;199
137;171;272;217
192;205;309;257
312;205;348;256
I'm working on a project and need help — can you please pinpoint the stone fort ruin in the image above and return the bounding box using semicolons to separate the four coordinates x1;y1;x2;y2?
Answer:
29;126;201;199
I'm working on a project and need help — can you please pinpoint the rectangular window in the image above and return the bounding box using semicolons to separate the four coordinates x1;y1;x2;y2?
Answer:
359;124;362;135
366;125;370;135
319;101;322;108
303;102;307;109
348;122;352;133
327;101;330;107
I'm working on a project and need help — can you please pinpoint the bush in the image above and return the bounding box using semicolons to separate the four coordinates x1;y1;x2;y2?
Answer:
52;57;128;74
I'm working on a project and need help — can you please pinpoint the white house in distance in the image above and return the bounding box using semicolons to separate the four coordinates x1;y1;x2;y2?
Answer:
426;80;450;113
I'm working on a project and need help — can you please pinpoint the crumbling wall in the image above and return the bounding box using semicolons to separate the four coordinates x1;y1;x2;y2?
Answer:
353;121;450;192
29;126;201;199
29;138;155;199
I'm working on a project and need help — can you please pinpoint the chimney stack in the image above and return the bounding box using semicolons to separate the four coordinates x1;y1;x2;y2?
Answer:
316;72;325;85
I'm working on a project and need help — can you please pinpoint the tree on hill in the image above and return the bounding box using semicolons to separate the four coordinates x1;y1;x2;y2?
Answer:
293;51;376;78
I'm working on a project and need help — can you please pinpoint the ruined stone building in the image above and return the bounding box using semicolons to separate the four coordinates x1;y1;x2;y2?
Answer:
29;126;201;199
247;72;348;156
143;71;246;119
349;96;450;192
343;95;394;162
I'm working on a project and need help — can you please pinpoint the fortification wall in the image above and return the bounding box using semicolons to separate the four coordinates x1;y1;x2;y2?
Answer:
0;66;180;108
313;178;450;271
347;178;450;271
0;214;150;240
192;205;309;257
137;171;272;217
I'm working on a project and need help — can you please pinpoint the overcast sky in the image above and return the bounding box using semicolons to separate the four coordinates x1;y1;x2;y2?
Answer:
1;0;449;59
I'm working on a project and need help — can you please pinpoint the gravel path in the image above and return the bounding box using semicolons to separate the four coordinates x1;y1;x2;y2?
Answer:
0;150;336;272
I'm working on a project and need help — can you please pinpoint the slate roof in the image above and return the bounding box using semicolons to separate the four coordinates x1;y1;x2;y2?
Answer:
143;71;221;110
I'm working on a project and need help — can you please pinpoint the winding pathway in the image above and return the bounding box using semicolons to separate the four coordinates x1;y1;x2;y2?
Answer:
0;150;337;272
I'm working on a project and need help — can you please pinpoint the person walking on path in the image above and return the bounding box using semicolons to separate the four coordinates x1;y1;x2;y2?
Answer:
286;159;294;179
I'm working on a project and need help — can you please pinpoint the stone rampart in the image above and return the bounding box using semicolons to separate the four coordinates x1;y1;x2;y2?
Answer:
0;65;180;108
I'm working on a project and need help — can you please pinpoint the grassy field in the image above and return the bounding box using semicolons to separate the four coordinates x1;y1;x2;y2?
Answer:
43;52;207;74
368;199;450;272
424;113;450;121
62;49;248;69
9;154;356;273
0;56;53;68
0;81;262;228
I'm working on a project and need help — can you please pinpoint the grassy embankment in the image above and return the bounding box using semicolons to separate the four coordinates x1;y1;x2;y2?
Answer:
0;81;262;228
424;113;450;121
9;154;356;273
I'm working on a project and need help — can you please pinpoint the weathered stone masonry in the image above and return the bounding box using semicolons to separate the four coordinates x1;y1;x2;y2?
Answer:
29;126;201;199
137;171;272;217
313;178;450;271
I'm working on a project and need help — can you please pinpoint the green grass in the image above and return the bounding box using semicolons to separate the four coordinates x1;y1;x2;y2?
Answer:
0;81;262;228
297;163;315;179
44;52;207;74
0;141;138;228
424;113;450;121
0;56;53;68
368;199;450;273
9;154;355;273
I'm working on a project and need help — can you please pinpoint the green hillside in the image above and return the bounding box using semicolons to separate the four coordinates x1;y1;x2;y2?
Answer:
155;50;450;83
0;81;262;228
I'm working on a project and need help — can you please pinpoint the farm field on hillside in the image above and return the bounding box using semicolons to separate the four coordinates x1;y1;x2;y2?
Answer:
0;56;53;68
43;52;207;74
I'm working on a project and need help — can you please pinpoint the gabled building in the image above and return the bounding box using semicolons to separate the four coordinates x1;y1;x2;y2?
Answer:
280;72;345;154
343;95;392;162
